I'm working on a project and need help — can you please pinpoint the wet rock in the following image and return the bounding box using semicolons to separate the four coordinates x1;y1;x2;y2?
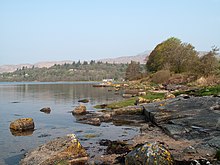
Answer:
78;99;89;103
10;118;34;132
38;133;51;138
125;142;174;165
20;134;88;165
99;139;131;155
72;104;87;115
113;114;146;126
40;107;51;114
82;118;101;126
113;106;143;116
76;113;102;126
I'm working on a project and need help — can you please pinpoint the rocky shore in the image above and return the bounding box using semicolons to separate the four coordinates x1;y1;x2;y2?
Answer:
17;94;220;164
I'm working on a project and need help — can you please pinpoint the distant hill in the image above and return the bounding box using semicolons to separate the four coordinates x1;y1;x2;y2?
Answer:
99;50;150;64
0;51;151;73
0;60;74;73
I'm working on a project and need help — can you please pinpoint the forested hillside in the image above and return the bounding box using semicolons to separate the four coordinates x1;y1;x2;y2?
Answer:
0;61;132;82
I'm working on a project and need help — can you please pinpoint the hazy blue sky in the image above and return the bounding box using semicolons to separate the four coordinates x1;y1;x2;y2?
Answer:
0;0;220;65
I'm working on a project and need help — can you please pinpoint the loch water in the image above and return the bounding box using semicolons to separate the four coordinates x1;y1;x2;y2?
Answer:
0;82;139;165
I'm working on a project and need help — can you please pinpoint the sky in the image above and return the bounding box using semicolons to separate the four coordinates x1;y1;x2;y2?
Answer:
0;0;220;65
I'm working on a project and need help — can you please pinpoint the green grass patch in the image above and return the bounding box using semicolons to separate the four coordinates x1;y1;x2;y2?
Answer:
174;84;220;96
94;92;165;109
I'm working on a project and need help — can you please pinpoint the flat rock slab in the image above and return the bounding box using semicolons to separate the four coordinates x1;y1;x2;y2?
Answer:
143;96;220;159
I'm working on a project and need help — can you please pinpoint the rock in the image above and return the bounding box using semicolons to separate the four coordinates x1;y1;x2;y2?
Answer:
100;114;112;122
179;94;190;99
138;91;146;96
135;97;150;105
113;106;143;116
210;104;220;111
78;99;89;103
10;118;34;132
140;123;154;133
152;98;161;102
20;134;88;165
143;96;220;162
125;142;173;165
99;104;108;109
83;118;101;126
72;105;87;115
76;113;102;126
122;94;133;98
113;114;146;126
40;107;51;114
165;93;176;99
124;89;139;96
183;146;197;154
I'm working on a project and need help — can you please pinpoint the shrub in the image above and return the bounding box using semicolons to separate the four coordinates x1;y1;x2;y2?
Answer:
151;70;171;84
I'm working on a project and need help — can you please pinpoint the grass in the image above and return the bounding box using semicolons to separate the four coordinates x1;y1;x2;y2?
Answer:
174;84;220;96
94;92;165;109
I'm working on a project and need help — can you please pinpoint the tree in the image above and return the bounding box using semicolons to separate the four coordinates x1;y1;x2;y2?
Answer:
146;37;199;73
125;61;141;80
198;47;219;76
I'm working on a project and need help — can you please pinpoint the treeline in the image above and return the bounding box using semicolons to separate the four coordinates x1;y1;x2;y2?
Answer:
125;37;220;83
0;61;131;82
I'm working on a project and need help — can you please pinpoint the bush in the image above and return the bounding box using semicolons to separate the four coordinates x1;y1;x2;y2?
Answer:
151;70;171;84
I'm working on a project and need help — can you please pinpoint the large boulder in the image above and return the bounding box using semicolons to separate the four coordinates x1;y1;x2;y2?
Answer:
10;118;34;132
125;142;173;165
72;105;87;115
20;134;88;165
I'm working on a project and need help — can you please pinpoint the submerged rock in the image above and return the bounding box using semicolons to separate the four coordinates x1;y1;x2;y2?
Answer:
40;107;51;114
125;142;174;165
72;105;87;115
78;99;89;103
10;118;34;132
81;117;101;126
20;134;88;165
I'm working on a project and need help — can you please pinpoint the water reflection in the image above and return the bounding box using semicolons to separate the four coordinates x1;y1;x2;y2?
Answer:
9;83;121;104
10;129;34;136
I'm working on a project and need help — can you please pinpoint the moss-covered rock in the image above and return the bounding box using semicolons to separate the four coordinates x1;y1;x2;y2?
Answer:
125;142;173;165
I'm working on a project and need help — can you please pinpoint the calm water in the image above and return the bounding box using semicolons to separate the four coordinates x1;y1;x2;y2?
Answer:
0;82;139;165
